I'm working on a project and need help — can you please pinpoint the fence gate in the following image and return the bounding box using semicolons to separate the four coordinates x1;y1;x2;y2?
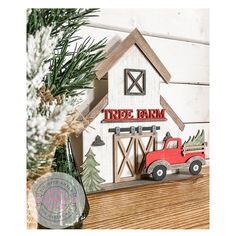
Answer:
113;132;157;183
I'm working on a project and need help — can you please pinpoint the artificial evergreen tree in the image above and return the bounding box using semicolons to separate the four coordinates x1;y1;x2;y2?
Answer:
27;8;106;180
183;130;205;147
81;148;105;193
26;8;106;228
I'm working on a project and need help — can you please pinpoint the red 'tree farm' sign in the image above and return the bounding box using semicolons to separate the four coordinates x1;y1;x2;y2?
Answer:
102;109;167;122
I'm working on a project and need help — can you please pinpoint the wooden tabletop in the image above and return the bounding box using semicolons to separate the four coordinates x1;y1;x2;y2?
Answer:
83;166;209;229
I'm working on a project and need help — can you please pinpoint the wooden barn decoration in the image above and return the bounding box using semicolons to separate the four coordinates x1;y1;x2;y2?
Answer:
74;28;189;188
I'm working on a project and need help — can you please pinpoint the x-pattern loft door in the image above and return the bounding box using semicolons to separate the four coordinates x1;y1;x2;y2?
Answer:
124;69;146;95
113;132;157;183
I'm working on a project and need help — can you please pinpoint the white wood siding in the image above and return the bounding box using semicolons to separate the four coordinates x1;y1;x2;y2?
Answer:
107;45;161;109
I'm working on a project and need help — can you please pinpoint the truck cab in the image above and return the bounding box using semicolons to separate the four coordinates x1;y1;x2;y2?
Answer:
145;138;183;168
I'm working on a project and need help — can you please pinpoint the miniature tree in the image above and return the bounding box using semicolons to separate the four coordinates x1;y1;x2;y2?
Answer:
183;130;205;147
81;148;105;193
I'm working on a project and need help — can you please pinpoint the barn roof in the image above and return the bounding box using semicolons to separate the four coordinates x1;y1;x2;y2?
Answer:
95;28;171;83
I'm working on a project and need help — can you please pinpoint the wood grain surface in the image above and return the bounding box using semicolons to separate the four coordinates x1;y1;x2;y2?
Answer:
83;166;209;229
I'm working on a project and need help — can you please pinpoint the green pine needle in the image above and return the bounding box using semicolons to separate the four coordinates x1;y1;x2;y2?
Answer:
27;9;106;179
27;8;106;98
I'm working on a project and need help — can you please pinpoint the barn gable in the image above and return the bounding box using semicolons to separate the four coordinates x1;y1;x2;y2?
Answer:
79;28;184;132
96;28;171;83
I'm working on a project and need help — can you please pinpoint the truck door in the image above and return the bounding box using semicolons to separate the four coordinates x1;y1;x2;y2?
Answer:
164;139;181;164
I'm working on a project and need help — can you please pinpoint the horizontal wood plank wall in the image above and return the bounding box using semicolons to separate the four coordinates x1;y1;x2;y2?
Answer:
78;26;209;84
89;9;209;44
160;83;209;123
84;166;209;229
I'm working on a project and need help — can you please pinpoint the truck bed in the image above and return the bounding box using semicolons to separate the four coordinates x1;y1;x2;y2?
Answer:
182;144;206;155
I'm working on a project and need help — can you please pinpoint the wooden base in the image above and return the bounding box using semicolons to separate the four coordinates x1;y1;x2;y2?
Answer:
83;166;209;229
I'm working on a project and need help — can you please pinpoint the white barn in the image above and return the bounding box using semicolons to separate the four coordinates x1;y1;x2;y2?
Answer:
71;28;199;184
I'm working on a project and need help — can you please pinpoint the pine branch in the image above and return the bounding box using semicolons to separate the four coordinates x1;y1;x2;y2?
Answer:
27;8;106;99
27;9;106;180
27;9;100;37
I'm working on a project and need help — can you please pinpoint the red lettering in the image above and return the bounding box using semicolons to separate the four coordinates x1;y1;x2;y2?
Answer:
143;110;149;119
103;109;111;120
137;109;145;119
126;109;134;119
119;110;128;119
110;110;118;119
103;109;166;122
157;109;166;119
148;109;156;119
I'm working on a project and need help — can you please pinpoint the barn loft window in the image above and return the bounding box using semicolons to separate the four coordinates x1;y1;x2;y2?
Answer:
124;69;146;95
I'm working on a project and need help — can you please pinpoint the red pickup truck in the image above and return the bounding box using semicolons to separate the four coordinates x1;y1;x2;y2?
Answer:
144;131;206;181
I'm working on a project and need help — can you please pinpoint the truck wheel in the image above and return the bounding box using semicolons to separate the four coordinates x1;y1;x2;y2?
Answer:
152;165;167;181
189;160;202;175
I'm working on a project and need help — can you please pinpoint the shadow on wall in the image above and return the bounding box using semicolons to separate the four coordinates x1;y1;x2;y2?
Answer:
89;35;122;111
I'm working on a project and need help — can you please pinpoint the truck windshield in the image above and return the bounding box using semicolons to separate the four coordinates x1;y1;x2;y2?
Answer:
166;140;178;149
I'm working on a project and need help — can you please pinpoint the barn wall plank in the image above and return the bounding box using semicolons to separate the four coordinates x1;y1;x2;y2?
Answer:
89;9;209;44
107;45;161;109
78;26;209;84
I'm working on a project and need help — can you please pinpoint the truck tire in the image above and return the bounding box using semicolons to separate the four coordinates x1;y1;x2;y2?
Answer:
152;165;167;181
189;160;202;175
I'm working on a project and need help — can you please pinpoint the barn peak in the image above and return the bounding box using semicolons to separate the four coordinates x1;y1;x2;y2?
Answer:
95;28;171;83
